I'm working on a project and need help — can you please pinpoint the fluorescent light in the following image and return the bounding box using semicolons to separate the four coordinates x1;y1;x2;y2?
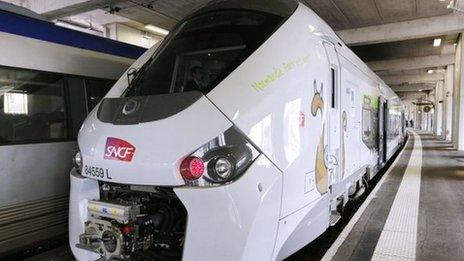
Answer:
427;69;434;74
4;92;28;115
144;24;169;36
433;38;442;47
418;89;423;92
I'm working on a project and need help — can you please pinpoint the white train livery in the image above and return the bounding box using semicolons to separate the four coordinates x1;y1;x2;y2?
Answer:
69;0;406;260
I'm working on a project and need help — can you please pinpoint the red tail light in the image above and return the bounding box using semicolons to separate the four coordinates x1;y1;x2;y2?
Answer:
180;156;205;180
179;127;260;186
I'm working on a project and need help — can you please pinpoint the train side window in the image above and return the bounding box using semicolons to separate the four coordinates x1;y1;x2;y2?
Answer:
362;108;371;141
362;106;377;149
85;79;115;111
0;67;68;144
331;67;336;108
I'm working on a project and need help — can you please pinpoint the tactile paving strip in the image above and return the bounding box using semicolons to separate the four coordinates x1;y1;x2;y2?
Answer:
372;132;422;260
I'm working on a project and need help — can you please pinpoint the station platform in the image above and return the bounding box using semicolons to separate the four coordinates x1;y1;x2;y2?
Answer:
292;131;464;261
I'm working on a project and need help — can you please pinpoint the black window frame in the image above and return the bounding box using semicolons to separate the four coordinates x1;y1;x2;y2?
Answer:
330;67;336;108
124;9;287;97
0;65;115;146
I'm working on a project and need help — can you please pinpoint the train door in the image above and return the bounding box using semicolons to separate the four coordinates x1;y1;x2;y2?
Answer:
378;98;388;165
323;42;341;185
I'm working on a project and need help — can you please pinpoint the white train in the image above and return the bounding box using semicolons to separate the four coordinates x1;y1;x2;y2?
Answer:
69;0;406;260
0;3;145;254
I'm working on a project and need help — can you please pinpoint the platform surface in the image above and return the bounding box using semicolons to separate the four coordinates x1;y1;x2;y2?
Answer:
315;131;464;261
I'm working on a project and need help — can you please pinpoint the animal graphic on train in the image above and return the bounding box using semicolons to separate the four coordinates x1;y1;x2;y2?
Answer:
311;80;329;194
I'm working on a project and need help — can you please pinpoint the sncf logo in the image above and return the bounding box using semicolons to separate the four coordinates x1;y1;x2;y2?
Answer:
104;137;136;162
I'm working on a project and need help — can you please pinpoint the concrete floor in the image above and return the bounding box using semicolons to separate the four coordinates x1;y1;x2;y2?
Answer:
329;134;415;261
417;134;464;260
291;132;464;261
11;131;464;260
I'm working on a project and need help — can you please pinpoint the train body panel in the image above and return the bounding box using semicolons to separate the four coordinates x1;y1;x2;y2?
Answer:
68;1;406;260
208;5;329;217
0;31;133;80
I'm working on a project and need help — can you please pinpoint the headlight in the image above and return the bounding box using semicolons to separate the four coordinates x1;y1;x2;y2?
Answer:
73;150;83;173
213;157;233;180
179;126;260;186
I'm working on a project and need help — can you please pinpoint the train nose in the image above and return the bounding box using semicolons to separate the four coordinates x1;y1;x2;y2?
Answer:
78;92;233;186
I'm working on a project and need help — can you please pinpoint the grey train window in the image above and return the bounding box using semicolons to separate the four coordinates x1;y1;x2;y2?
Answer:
362;96;378;149
125;10;284;97
0;68;67;143
387;113;401;140
0;66;114;144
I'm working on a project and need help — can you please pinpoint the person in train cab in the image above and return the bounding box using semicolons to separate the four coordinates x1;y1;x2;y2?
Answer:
185;65;210;92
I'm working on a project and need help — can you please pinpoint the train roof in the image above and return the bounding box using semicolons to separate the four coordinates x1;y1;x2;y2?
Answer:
302;4;399;99
0;5;146;60
188;0;298;19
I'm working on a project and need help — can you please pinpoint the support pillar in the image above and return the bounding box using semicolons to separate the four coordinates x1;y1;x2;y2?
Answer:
435;81;444;136
427;90;435;132
445;65;454;141
455;34;464;150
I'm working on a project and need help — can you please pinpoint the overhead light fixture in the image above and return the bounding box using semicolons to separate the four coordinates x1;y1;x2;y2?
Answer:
144;24;169;36
427;69;434;74
433;38;442;47
418;89;423;92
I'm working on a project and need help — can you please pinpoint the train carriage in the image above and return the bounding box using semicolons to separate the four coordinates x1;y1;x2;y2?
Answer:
0;3;145;253
68;0;406;260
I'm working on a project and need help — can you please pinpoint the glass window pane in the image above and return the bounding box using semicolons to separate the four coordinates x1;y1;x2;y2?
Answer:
125;10;283;97
85;79;114;111
67;77;87;138
0;67;67;143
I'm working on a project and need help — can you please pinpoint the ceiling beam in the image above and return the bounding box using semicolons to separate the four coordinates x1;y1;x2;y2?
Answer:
391;83;436;92
41;0;126;19
336;13;464;46
382;73;445;85
367;54;455;72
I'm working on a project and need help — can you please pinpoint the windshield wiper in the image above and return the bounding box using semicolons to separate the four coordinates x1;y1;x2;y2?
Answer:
125;55;157;96
126;67;138;86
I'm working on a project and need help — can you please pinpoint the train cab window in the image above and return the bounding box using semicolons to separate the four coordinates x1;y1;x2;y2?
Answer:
0;67;68;144
125;10;284;97
67;78;114;138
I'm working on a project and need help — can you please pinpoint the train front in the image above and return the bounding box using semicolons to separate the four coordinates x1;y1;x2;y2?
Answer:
69;1;298;260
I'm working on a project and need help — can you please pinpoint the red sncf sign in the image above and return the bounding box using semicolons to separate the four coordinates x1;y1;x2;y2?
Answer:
104;137;136;162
